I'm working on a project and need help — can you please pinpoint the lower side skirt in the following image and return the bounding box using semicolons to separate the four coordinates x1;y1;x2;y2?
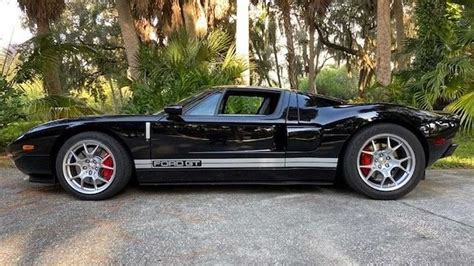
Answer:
138;181;334;186
136;168;337;184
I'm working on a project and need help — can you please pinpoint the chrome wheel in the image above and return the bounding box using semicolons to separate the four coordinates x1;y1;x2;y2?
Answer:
62;140;116;194
357;134;416;192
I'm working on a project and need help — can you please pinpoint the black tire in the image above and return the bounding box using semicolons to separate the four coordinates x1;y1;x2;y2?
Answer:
55;132;132;200
343;123;426;200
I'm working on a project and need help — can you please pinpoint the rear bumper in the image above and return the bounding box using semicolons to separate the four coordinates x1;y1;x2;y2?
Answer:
441;144;458;158
426;137;458;166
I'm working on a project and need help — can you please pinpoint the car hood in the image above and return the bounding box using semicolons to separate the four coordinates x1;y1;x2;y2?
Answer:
27;114;160;134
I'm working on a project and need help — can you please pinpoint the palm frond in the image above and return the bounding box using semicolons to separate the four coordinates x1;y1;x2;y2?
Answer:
125;28;248;114
14;35;97;85
446;91;474;131
29;95;101;121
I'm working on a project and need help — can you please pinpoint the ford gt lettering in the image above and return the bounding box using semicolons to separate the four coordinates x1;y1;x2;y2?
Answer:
153;160;202;168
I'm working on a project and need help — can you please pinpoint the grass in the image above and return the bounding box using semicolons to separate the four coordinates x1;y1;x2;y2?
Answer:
0;155;13;168
431;134;474;169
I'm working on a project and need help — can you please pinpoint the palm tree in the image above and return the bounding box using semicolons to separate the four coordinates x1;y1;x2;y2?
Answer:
127;30;248;113
236;0;250;84
276;0;298;90
18;0;65;95
182;0;208;37
116;0;141;80
376;0;391;86
268;10;282;88
393;0;408;70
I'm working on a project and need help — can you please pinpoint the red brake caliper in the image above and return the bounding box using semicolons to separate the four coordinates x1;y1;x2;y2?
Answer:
360;146;372;176
101;155;114;181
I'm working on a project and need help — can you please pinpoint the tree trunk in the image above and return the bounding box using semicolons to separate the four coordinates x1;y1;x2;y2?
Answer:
116;0;140;80
134;18;154;43
183;0;208;37
251;39;272;86
272;37;283;88
393;0;408;71
358;66;375;97
236;0;250;85
376;0;391;86
313;41;322;93
36;17;62;96
308;22;317;93
280;0;298;90
108;76;119;113
162;0;184;35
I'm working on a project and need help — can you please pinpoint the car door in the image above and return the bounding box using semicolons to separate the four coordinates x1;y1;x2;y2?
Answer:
146;88;289;183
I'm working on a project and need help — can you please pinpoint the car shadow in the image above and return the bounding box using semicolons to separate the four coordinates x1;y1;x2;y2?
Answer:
19;178;360;200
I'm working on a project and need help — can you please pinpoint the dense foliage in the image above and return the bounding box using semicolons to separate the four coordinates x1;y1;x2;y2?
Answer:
124;30;247;114
0;77;25;127
299;66;358;100
402;0;474;130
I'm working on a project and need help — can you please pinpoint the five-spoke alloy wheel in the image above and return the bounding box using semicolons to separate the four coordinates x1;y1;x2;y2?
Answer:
56;132;132;200
344;124;425;199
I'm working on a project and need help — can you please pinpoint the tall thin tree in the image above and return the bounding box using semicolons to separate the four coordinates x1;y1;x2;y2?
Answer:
376;0;391;86
116;0;141;80
236;0;250;84
18;0;65;95
393;0;407;70
277;0;298;90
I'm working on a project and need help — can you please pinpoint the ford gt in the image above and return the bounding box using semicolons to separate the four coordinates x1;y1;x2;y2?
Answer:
7;86;460;200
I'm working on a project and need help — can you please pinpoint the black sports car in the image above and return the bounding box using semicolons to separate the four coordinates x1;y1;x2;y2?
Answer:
7;86;459;200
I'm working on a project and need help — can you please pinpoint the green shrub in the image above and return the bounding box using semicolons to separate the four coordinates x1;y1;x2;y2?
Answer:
359;78;414;105
124;29;248;114
0;121;41;151
0;78;25;127
299;66;358;100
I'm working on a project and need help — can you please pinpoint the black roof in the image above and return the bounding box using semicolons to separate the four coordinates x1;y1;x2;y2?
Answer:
210;85;289;93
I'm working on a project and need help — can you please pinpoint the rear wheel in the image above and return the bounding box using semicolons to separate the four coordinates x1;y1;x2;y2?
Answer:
55;132;132;200
343;124;425;199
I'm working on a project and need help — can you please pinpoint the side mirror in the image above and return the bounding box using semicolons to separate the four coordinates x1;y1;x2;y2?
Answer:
164;105;183;116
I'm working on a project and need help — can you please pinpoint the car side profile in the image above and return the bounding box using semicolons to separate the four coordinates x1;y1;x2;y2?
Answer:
7;86;460;200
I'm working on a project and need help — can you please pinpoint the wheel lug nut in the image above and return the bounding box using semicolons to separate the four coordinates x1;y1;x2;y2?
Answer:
378;165;382;169
385;163;390;167
386;157;390;160
83;166;87;170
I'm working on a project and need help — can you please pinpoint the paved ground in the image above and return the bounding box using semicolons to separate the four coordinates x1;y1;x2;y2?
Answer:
0;168;473;264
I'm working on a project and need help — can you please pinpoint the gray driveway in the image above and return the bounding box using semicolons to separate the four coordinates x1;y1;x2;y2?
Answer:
0;168;473;264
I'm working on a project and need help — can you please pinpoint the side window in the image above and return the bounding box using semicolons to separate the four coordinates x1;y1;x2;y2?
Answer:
187;92;222;116
297;94;318;122
219;92;281;116
224;95;264;115
297;94;317;107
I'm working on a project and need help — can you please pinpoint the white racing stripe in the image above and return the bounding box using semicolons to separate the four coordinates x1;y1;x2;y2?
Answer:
134;157;338;169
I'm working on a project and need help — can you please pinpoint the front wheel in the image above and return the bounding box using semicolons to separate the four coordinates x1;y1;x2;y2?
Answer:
55;132;132;200
343;124;426;200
